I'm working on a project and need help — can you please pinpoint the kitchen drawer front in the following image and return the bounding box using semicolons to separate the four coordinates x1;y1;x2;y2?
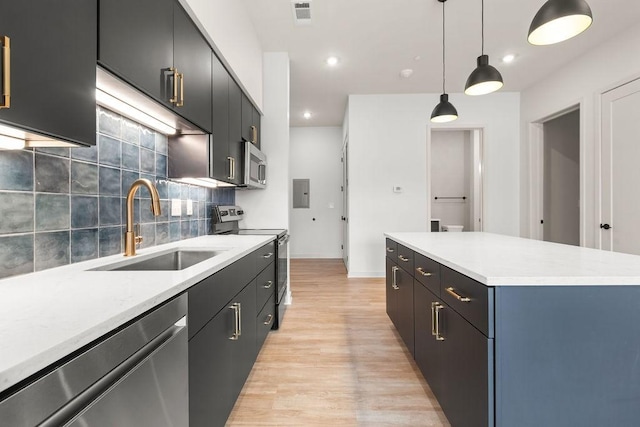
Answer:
188;253;255;340
441;266;494;337
256;294;276;351
255;262;276;312
385;238;398;262
414;253;440;296
396;244;415;275
254;241;276;274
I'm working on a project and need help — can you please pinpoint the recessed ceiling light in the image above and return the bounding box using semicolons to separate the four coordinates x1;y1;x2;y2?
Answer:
303;111;312;119
502;54;516;64
400;69;414;78
326;56;339;66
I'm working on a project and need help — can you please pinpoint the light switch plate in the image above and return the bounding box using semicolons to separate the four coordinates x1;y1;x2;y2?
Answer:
171;199;182;216
187;199;193;216
393;186;403;193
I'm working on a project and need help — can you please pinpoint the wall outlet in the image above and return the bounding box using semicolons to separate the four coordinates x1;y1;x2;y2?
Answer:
171;199;182;216
393;186;403;193
187;199;193;215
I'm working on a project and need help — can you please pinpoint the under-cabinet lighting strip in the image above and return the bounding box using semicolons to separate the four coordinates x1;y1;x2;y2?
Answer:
95;89;177;136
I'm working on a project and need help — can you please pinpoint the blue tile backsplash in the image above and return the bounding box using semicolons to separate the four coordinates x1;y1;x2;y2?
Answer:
0;106;235;279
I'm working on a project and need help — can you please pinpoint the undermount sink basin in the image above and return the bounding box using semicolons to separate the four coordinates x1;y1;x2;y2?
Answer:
92;249;228;271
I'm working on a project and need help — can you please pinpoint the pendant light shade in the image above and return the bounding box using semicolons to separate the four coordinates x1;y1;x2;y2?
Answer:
464;54;504;96
431;0;458;123
431;94;458;123
528;0;593;45
464;0;503;96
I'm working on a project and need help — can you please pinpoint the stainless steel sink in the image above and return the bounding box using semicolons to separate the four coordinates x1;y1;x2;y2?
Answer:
92;249;228;271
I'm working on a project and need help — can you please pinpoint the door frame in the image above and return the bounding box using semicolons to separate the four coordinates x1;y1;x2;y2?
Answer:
427;124;486;232
341;136;349;271
528;101;585;245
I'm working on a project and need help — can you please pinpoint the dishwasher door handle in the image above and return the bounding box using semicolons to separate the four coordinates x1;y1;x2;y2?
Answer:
39;320;187;427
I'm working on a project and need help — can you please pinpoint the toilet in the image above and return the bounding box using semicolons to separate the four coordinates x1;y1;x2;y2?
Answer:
442;225;464;232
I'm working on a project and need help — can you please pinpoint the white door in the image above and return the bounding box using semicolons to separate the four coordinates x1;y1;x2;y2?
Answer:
601;78;640;254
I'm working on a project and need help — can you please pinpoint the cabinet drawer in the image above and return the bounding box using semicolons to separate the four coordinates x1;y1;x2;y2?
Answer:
441;266;494;337
256;294;276;351
385;238;398;262
414;253;440;296
255;262;275;312
188;253;255;340
254;241;276;274
396;244;414;275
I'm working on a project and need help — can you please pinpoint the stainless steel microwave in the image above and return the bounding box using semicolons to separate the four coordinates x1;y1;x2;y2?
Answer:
243;141;267;189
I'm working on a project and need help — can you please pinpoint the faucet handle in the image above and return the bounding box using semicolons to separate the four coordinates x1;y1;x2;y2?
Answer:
135;223;143;245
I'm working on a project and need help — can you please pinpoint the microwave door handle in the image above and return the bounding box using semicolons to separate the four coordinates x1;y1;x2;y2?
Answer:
258;163;266;184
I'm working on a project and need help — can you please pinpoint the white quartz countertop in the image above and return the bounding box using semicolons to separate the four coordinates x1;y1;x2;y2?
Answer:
0;234;275;394
385;232;640;286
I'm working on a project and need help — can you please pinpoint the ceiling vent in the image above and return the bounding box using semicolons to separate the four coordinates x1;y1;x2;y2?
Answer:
292;1;312;25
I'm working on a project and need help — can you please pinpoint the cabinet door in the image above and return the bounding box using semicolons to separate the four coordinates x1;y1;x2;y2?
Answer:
414;282;443;399
99;0;174;108
228;79;243;185
385;258;399;328
173;3;212;132
189;305;235;427
241;93;253;142
252;106;261;149
396;265;415;356
211;54;230;182
0;1;96;146
231;282;258;399
439;304;493;427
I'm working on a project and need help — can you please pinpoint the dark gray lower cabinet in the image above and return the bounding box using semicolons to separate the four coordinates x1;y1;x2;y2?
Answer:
386;257;415;357
385;258;398;328
414;282;443;398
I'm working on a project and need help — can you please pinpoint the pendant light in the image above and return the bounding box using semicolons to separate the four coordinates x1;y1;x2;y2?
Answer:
464;0;503;96
431;0;458;123
528;0;593;45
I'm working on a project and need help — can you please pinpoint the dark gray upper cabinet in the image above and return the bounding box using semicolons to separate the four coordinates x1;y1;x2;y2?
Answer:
172;2;212;132
99;0;174;107
99;0;212;132
211;53;230;182
0;0;96;146
228;79;244;185
241;93;261;148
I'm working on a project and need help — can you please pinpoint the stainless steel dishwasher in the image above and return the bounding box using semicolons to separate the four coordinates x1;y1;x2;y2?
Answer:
0;294;188;427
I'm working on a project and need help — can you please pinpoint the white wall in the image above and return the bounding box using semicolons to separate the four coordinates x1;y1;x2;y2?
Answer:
236;53;290;230
520;23;640;247
346;92;520;277
182;0;263;110
289;127;343;258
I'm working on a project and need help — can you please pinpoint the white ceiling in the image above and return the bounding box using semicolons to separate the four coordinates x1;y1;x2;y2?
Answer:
243;0;640;127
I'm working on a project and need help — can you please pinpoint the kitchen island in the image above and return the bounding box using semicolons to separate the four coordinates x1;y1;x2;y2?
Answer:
385;232;640;427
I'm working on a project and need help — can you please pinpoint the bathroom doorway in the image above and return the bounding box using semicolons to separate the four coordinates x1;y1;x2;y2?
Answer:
428;128;484;232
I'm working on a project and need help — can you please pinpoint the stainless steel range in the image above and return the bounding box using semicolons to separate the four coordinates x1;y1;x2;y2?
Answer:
212;205;289;329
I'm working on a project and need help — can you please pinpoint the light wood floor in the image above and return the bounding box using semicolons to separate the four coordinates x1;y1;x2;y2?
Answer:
227;259;449;426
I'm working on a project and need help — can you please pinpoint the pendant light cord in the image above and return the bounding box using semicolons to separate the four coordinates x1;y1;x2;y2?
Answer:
481;0;484;54
442;0;446;93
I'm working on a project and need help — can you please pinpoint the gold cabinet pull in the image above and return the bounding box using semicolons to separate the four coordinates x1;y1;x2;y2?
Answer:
251;125;257;143
263;280;273;289
416;267;432;277
391;265;399;290
227;157;234;180
262;252;274;259
169;67;179;104
263;314;273;325
434;303;445;341
398;255;409;262
0;36;10;109
445;287;471;302
176;72;184;107
237;302;242;337
229;303;240;340
386;247;395;253
430;302;438;336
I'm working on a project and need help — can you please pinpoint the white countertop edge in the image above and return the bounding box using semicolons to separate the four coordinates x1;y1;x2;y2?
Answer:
0;234;275;394
385;232;640;286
